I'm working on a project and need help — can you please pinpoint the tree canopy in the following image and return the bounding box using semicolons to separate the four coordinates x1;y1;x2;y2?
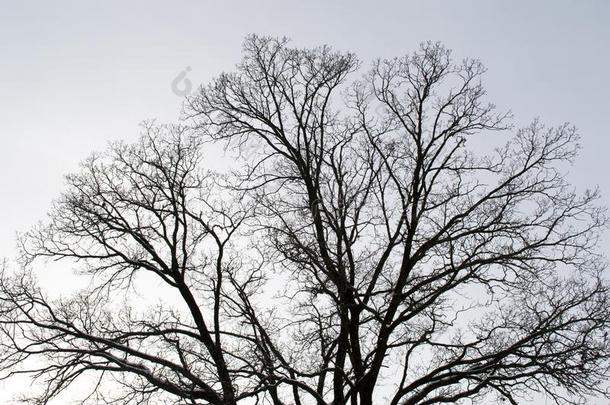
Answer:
1;35;609;405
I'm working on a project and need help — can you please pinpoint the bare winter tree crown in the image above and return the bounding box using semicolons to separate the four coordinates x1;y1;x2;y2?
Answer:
1;35;608;405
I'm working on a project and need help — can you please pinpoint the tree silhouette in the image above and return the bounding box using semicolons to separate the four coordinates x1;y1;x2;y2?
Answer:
1;36;609;404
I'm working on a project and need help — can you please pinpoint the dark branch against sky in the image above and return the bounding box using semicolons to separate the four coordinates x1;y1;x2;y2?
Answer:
0;2;609;404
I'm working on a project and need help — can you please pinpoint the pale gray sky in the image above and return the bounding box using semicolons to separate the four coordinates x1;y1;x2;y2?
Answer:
0;0;609;403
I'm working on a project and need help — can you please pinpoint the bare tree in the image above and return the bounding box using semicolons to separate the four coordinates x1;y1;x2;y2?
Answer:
1;36;609;405
0;125;270;404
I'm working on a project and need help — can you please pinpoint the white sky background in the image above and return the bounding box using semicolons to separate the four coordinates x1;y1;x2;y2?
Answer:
0;0;609;403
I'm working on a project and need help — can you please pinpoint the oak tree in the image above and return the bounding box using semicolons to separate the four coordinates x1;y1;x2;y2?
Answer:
1;36;609;405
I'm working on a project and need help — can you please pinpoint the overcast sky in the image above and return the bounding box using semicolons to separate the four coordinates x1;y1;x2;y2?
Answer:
0;1;609;402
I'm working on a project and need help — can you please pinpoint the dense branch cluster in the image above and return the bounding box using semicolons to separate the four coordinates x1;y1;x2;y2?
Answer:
1;36;609;404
